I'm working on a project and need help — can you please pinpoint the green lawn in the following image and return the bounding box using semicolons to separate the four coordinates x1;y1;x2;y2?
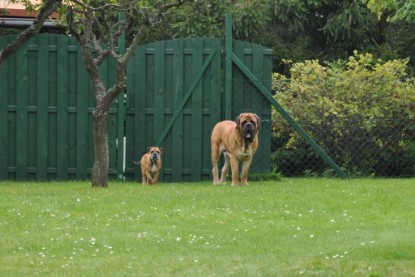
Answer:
1;178;414;276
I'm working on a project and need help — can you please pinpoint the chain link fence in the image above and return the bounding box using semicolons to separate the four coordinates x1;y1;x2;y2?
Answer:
271;115;415;178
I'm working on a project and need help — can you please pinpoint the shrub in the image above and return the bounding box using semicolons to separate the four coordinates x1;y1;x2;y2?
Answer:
272;52;415;177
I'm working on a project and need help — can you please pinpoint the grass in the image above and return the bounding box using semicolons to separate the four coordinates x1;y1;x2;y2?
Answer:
1;178;415;276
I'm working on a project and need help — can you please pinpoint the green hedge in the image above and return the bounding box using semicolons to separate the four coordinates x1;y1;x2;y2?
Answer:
272;52;415;177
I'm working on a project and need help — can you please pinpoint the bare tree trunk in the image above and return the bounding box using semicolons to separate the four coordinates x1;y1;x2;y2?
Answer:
91;106;110;188
67;0;185;188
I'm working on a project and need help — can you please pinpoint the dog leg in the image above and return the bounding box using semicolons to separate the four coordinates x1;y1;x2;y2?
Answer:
230;156;240;186
141;167;148;185
145;172;154;185
211;145;220;185
241;158;253;186
152;171;160;185
219;152;230;184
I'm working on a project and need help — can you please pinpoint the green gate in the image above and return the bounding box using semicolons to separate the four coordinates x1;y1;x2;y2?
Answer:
124;37;273;182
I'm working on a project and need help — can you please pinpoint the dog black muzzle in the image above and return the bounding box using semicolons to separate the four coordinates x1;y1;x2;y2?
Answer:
242;122;255;142
150;153;159;163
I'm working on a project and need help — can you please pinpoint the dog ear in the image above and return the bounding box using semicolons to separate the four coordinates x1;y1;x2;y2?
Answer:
146;147;151;153
159;147;164;153
235;114;241;129
255;114;261;129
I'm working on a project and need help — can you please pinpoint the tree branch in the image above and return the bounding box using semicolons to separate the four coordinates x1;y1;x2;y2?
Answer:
0;0;62;67
106;0;186;103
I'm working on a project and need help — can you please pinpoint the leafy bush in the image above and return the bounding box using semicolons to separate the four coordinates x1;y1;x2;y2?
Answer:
272;52;415;177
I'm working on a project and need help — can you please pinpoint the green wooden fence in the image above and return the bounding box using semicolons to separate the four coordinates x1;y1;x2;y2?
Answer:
0;34;119;180
0;34;273;181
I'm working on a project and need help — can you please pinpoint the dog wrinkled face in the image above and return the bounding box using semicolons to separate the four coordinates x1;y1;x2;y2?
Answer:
147;147;163;164
242;121;256;142
236;113;260;143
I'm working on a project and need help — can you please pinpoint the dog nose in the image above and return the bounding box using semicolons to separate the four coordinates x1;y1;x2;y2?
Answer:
245;122;254;130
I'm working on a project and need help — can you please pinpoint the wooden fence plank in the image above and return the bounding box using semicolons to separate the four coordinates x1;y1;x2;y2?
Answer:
209;39;222;125
208;39;222;181
76;50;88;179
191;38;203;181
56;36;69;180
154;41;165;181
6;35;17;178
36;35;49;180
154;41;165;138
134;46;146;181
124;50;136;178
232;40;245;117
259;46;273;173
0;36;9;179
251;44;264;171
16;44;28;180
172;39;184;181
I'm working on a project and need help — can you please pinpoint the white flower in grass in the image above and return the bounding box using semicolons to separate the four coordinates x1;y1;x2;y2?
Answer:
89;237;96;245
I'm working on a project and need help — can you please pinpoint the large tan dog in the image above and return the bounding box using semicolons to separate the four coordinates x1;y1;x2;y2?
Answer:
211;113;260;186
134;146;163;185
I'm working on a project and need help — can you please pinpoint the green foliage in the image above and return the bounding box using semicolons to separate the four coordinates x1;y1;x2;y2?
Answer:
272;52;415;176
366;0;415;22
320;1;375;44
169;1;226;38
167;0;271;41
262;0;385;73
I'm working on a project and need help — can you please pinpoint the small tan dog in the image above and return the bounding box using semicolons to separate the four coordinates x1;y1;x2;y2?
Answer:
211;113;260;186
134;146;163;185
